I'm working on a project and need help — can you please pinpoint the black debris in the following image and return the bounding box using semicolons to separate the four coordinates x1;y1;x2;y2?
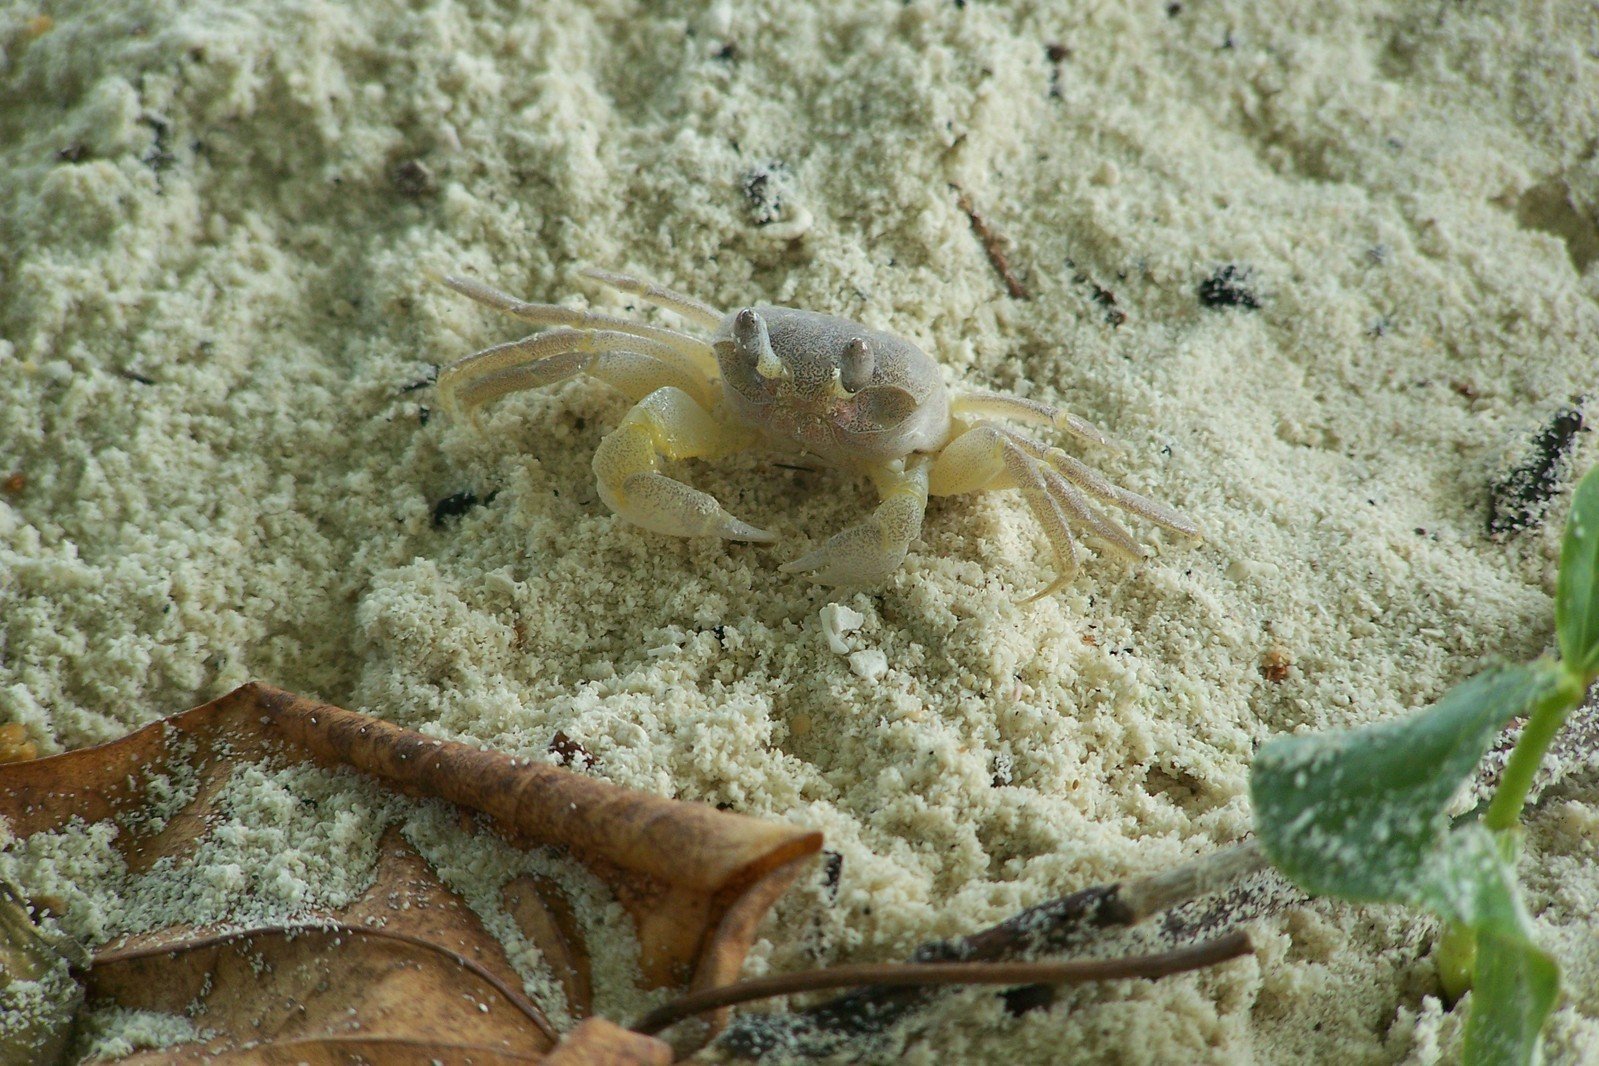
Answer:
1487;403;1587;537
1045;42;1069;98
740;161;793;226
140;113;175;174
400;366;439;393
431;489;498;528
1088;279;1126;325
1001;983;1056;1017
391;158;435;198
820;851;843;900
1197;265;1260;310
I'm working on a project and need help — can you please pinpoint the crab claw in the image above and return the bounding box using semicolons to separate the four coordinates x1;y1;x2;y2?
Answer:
780;463;928;586
611;471;777;542
592;387;774;542
780;521;909;585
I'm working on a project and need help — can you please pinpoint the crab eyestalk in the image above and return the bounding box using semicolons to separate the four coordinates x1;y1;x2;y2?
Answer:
735;308;786;380
840;337;873;392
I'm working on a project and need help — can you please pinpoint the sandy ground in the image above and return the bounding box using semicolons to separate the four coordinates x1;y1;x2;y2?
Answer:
2;0;1597;1061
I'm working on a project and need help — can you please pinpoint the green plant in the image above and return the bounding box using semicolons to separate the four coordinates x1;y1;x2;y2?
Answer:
1251;462;1599;1065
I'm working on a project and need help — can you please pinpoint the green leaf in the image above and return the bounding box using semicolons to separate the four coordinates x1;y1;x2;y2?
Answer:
1253;671;1567;1065
1468;926;1559;1066
1425;829;1559;1066
1251;663;1557;902
1557;463;1599;679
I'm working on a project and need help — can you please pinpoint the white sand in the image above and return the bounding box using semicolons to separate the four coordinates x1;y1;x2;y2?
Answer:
2;0;1597;1060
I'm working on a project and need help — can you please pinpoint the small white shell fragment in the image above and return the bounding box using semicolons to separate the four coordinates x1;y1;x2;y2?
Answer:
848;649;888;681
482;569;518;596
755;203;813;241
820;603;866;654
644;625;689;657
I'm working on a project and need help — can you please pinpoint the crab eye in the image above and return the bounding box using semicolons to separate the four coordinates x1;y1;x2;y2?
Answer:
839;337;873;393
733;308;784;379
733;308;761;344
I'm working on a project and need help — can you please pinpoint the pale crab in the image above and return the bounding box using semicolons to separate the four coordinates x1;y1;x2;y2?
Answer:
434;268;1198;598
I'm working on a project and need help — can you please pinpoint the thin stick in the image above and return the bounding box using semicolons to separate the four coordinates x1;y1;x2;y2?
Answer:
1117;841;1269;921
953;184;1030;300
717;843;1294;1058
632;930;1251;1037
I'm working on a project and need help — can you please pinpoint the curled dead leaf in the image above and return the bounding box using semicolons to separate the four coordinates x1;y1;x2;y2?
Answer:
0;683;823;1062
88;922;551;1063
0;877;86;1066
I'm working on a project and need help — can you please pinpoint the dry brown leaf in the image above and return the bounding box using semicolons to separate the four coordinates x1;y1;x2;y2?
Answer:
504;872;592;1019
0;682;823;1062
0;722;37;764
89;923;551;1063
81;826;562;1061
542;1019;674;1066
0;877;86;1065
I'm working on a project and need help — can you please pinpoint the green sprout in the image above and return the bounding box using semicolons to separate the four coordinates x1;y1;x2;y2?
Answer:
1251;462;1599;1065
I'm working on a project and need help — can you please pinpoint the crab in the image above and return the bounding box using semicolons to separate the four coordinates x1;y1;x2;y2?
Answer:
434;268;1198;598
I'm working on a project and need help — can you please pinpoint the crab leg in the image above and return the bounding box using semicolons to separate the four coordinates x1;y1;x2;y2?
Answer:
1036;464;1143;560
951;390;1120;450
780;460;930;586
579;268;725;328
437;328;717;421
931;421;1175;598
997;428;1199;537
999;441;1084;600
438;274;720;378
592;387;773;542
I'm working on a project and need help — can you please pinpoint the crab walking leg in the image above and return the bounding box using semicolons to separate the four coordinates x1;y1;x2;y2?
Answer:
780;460;930;585
592;387;774;542
998;427;1200;538
951;390;1121;450
579;268;725;329
437;274;720;378
451;351;717;420
437;329;717;420
929;423;1083;598
1037;465;1144;561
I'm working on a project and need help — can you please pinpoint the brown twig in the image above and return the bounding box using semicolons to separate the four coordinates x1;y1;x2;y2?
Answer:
632;930;1251;1038
718;844;1289;1058
953;184;1030;299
